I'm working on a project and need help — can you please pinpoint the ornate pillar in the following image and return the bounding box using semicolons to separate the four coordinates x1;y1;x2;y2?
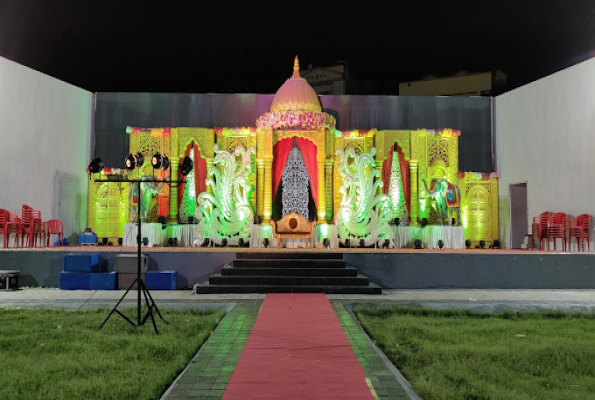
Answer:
168;157;180;223
325;159;333;222
409;160;419;226
264;158;273;222
317;159;326;223
375;159;384;196
257;159;265;221
206;158;214;195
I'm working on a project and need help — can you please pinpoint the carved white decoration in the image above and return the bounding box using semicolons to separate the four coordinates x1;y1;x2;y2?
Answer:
281;146;309;220
335;147;392;246
195;145;255;245
389;150;409;225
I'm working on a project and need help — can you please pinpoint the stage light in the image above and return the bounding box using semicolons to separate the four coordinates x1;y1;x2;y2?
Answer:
383;239;390;249
221;238;228;247
201;238;210;247
394;218;400;226
142;237;149;246
151;153;170;170
414;239;422;249
118;238;123;245
238;238;244;247
168;238;174;246
180;156;194;176
323;238;330;248
438;239;444;249
493;240;500;249
479;240;486;249
360;239;366;248
345;238;351;248
173;237;178;246
102;237;108;245
188;216;194;224
421;218;428;228
125;152;144;169
452;218;456;226
88;157;104;174
263;238;269;248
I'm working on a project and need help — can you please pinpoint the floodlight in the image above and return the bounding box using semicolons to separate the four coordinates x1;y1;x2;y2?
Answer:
151;153;170;170
125;153;144;169
180;156;194;176
88;157;104;174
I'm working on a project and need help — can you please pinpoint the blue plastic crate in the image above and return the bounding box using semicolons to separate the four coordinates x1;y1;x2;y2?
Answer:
146;270;177;290
88;272;117;290
60;272;89;290
64;254;101;272
77;233;97;245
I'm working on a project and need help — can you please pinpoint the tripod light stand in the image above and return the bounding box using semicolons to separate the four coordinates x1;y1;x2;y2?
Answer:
90;153;193;334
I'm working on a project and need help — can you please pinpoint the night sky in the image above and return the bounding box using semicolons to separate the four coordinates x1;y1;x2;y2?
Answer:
1;0;594;95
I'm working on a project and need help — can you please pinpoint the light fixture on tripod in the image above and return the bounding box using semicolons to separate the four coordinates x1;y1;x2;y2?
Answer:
88;157;104;174
151;153;170;170
125;152;144;170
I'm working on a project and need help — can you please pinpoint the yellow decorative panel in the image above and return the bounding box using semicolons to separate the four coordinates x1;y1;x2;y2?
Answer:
88;177;130;239
460;176;499;246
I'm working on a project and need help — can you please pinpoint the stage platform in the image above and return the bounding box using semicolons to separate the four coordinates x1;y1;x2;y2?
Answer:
1;246;594;290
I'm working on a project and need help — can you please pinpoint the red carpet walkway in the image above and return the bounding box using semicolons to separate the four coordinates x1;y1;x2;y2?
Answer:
222;293;376;400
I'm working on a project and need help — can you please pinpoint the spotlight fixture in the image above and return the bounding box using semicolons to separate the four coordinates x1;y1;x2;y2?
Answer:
493;240;500;249
142;237;149;246
421;218;428;228
88;157;104;174
451;218;456;226
414;239;422;249
221;238;228;247
102;237;108;245
479;240;486;249
180;156;194;176
125;152;144;170
201;238;210;247
173;237;178;246
360;239;366;248
383;239;390;249
344;238;351;248
188;216;194;224
238;238;244;247
465;239;471;249
168;238;174;246
323;238;330;248
438;239;444;249
263;238;269;248
118;238;123;245
394;218;400;226
151;153;170;170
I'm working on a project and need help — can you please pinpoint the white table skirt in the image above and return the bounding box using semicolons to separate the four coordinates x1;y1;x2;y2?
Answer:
249;224;339;249
123;223;198;247
392;226;465;249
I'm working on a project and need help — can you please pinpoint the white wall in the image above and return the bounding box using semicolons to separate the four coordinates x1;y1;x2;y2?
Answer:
0;56;94;240
495;58;595;250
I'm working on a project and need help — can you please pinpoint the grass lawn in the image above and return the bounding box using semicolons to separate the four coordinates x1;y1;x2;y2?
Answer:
0;306;226;400
353;306;595;400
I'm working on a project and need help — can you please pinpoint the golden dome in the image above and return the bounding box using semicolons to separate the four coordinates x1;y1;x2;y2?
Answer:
270;56;321;113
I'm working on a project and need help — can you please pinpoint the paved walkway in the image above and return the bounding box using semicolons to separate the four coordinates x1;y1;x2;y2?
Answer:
1;288;594;400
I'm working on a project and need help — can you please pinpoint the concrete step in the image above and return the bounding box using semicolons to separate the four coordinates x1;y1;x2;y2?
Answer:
208;274;371;286
221;266;358;277
236;252;343;260
232;259;347;269
195;282;382;294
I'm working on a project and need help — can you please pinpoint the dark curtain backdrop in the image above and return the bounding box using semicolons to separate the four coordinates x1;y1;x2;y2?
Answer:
94;93;493;172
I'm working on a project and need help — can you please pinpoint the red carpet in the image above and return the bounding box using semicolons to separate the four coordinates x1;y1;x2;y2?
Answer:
222;293;376;400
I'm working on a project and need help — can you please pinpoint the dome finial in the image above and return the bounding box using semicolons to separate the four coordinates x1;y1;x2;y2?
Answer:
293;56;300;75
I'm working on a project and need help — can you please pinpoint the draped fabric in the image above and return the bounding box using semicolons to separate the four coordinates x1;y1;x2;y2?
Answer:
382;143;410;214
272;138;295;202
177;142;208;220
296;137;318;208
382;144;395;195
397;145;410;214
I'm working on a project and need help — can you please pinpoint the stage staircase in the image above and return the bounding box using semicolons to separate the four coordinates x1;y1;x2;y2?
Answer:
194;252;382;294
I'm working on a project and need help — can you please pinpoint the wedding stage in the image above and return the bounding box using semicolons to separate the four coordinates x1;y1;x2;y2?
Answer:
1;245;594;291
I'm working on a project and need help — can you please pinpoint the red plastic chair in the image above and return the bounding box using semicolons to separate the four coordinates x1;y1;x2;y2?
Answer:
5;213;23;248
0;209;8;248
536;211;552;250
577;214;591;252
46;219;64;246
21;204;33;245
568;217;582;252
23;209;45;247
547;212;567;251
